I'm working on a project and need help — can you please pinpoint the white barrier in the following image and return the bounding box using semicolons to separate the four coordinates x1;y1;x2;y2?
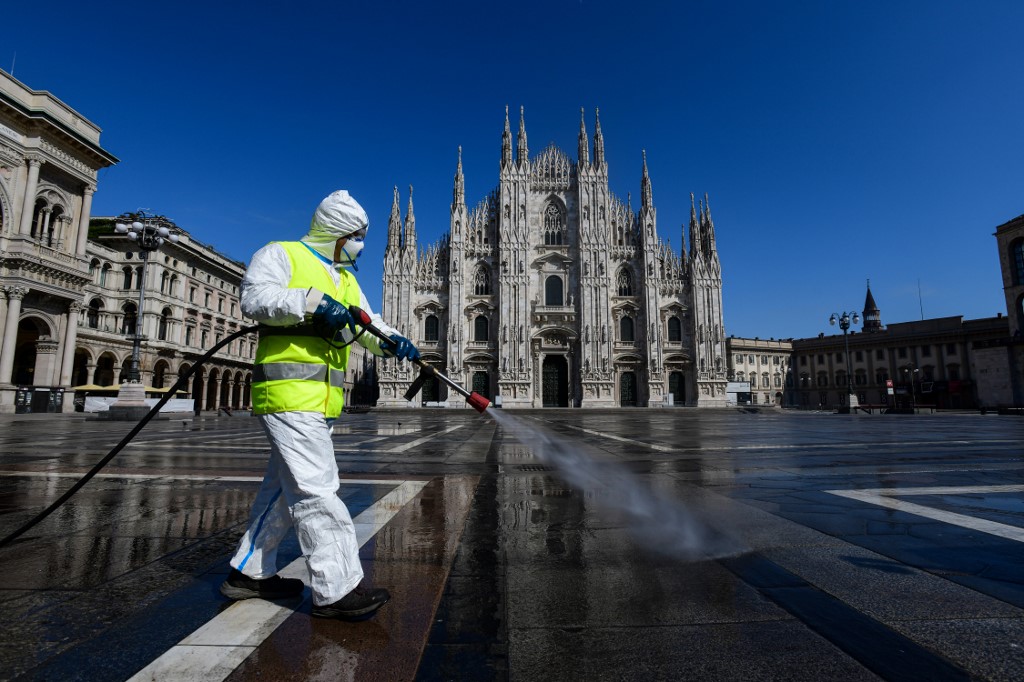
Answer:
84;397;195;413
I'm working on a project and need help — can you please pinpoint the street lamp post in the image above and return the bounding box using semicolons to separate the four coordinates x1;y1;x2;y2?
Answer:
902;365;919;413
829;310;861;413
108;212;178;419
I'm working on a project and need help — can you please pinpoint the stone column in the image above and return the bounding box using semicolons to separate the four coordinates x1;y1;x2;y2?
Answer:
76;185;96;258
59;301;83;386
39;208;52;242
0;287;29;383
17;158;42;236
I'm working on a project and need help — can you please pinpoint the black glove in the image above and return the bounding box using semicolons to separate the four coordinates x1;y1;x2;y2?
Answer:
310;294;357;337
382;334;420;362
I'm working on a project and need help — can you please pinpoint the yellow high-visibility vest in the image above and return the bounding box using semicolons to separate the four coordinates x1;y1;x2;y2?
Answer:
250;241;360;417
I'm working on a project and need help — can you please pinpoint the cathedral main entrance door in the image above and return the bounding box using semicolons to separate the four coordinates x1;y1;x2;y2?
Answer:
669;371;685;405
542;356;568;407
620;371;637;406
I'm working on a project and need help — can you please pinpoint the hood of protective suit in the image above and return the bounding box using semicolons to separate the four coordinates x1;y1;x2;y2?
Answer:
301;190;369;263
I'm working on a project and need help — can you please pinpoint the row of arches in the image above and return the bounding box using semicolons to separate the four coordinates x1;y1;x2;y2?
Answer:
84;297;176;340
88;258;183;295
30;196;71;247
413;359;688;408
68;348;252;410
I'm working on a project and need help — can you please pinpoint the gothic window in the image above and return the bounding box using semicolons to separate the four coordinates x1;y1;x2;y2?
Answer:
619;315;635;342
122;303;138;335
159;307;172;341
87;299;102;329
425;315;439;342
474;315;489;342
545;276;563;306
667;316;682;342
617;268;632;296
1013;239;1024;285
474;265;491;295
543;203;566;246
122;266;133;290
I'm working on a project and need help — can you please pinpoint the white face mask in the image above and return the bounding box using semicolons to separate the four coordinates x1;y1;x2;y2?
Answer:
334;237;365;271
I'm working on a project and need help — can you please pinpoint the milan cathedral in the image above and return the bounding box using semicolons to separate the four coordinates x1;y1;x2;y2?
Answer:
378;107;727;408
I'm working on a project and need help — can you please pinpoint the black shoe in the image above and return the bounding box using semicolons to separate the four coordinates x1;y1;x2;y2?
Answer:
219;569;305;601
311;586;391;620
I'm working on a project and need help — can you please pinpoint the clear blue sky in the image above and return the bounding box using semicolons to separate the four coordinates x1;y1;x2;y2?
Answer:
3;1;1022;340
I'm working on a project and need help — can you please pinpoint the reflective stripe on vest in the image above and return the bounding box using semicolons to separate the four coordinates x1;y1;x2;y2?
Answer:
250;241;360;418
254;362;346;388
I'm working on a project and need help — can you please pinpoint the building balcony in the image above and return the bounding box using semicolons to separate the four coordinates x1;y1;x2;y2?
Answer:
532;304;576;326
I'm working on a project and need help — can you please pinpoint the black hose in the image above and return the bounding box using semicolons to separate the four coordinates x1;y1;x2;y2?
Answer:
0;324;259;550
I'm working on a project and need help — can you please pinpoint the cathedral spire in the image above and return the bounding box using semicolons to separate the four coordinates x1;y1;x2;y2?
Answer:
501;105;512;169
703;192;718;258
689;192;703;262
387;185;401;253
403;185;416;252
578;107;589;167
452;145;465;209
516;105;528;167
593;108;605;169
640;150;653;210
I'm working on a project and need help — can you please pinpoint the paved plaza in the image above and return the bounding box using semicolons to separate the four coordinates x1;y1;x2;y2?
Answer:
0;408;1022;681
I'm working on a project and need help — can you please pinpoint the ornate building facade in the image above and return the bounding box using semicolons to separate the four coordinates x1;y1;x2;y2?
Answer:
76;218;258;412
726;336;793;407
379;108;727;408
72;218;378;413
0;69;117;413
789;284;1013;410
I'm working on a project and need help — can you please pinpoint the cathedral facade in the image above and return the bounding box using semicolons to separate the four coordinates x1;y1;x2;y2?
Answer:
378;108;727;408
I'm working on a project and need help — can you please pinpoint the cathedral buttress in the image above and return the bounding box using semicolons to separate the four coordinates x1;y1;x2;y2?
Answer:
448;147;469;385
689;193;727;406
638;151;664;404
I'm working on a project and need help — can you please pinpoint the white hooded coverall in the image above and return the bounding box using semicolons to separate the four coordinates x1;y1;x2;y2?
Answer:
228;190;398;606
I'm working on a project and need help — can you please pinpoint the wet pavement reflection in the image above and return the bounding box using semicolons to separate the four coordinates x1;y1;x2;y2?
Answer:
0;409;1022;680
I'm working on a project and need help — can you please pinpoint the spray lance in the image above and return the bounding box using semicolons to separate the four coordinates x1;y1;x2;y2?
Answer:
347;305;491;414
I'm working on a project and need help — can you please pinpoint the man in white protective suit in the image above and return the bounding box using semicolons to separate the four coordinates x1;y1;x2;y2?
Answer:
219;189;420;620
